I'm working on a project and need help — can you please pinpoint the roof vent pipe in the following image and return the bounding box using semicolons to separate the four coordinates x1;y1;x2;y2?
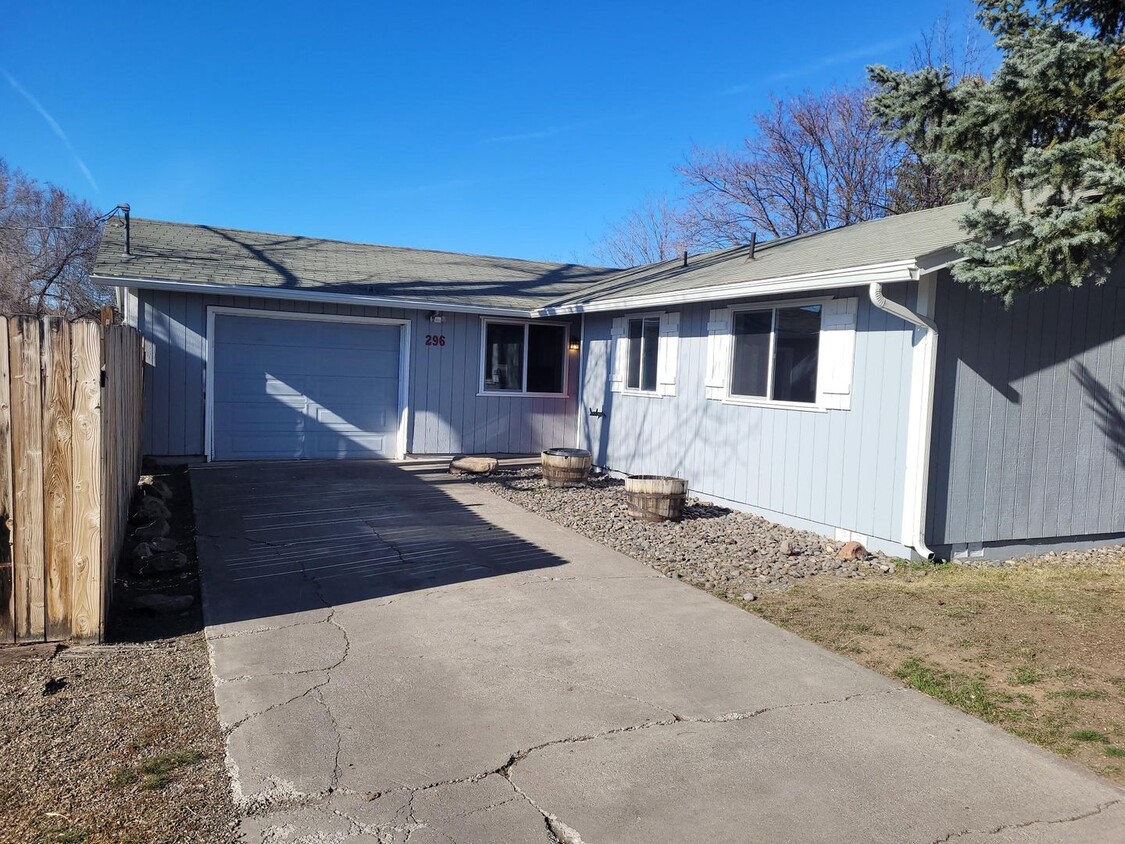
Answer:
749;232;756;259
117;204;131;257
682;250;688;268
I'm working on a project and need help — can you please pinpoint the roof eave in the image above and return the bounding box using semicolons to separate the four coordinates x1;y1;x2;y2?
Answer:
534;259;920;316
89;273;538;318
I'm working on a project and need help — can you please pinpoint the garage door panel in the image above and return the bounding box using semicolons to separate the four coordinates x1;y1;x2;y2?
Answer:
211;314;402;460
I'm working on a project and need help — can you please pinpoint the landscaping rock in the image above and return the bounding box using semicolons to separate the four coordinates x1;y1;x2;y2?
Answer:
459;468;895;592
135;496;171;521
138;476;174;501
130;593;194;613
134;519;170;540
449;456;499;475
838;541;869;561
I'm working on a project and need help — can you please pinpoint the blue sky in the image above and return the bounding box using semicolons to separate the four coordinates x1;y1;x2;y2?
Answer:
2;1;975;264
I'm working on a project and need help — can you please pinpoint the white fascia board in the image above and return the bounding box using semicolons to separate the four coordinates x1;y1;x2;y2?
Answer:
90;274;536;318
535;260;919;316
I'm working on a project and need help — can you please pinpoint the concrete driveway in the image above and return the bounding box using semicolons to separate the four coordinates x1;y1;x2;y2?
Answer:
193;461;1124;843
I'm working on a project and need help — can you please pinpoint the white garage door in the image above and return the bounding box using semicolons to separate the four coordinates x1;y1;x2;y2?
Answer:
210;313;403;460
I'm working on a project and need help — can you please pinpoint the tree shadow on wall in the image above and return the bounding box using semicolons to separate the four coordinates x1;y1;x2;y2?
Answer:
1074;362;1125;468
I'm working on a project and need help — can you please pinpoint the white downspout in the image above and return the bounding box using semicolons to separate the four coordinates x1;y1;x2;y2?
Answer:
869;278;939;560
574;312;587;449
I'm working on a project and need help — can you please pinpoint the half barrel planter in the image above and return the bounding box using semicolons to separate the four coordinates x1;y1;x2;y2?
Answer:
624;475;688;523
541;448;592;488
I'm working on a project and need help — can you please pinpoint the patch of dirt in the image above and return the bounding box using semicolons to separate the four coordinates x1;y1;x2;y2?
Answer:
747;555;1125;785
0;466;236;844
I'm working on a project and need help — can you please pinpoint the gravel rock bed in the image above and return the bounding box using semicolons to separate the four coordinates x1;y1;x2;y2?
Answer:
0;636;234;844
467;468;897;596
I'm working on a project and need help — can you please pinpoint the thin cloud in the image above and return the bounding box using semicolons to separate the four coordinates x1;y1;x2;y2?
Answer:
481;125;570;145
717;36;914;95
369;178;479;200
2;69;98;192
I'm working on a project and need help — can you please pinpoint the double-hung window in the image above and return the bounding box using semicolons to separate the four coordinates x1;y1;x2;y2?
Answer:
626;316;661;392
481;320;568;395
730;304;821;404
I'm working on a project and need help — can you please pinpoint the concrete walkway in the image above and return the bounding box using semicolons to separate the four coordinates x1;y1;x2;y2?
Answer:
193;461;1124;844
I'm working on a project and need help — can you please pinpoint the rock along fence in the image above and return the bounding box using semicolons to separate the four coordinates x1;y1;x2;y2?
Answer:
0;316;144;644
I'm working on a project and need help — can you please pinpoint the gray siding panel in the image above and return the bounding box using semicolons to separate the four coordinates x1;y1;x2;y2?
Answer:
927;268;1125;546
580;288;916;548
131;291;579;458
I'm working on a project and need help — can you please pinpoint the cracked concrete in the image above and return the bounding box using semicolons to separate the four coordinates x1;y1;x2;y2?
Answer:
192;460;1125;843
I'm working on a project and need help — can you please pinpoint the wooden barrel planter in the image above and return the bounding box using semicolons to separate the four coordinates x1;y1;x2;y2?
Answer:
541;448;592;488
625;475;688;523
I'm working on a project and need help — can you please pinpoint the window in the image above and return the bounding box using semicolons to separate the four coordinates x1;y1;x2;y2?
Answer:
482;320;568;395
626;316;660;392
730;304;821;404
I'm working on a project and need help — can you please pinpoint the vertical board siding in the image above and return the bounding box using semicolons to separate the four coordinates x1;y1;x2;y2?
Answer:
131;292;580;458
581;290;916;547
927;269;1125;546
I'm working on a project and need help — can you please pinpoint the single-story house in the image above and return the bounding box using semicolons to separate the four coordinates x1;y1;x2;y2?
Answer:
91;205;1125;561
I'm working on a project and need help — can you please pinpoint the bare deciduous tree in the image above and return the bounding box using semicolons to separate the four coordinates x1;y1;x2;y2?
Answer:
887;10;993;212
591;194;691;267
675;86;899;247
0;158;107;317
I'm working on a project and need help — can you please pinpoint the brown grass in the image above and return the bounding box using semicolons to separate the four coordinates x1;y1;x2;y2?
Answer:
743;556;1125;785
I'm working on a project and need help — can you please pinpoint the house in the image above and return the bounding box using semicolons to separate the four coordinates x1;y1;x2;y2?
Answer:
91;205;1125;561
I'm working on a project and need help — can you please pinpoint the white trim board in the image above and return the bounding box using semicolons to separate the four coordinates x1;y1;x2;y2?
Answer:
94;258;921;319
204;306;412;461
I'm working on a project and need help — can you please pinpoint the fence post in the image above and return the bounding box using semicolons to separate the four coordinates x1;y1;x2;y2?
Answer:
0;319;13;643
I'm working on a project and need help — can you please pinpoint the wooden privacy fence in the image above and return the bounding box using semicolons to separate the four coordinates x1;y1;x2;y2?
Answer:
0;316;144;644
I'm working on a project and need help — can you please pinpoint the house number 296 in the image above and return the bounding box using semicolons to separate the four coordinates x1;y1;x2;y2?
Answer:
425;334;446;347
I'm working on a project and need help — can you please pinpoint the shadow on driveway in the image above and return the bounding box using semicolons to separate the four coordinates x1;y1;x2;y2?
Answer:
191;459;567;629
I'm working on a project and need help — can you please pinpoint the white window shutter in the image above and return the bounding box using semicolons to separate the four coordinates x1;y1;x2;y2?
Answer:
610;317;627;393
656;311;680;396
817;297;858;409
705;308;732;400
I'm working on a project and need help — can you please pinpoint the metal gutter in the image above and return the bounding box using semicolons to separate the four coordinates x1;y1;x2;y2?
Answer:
535;260;919;315
868;278;939;560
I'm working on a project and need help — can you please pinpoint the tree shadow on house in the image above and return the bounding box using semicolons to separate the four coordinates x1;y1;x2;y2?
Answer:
1074;362;1125;468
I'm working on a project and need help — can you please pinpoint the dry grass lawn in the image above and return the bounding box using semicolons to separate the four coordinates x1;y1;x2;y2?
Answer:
744;552;1125;785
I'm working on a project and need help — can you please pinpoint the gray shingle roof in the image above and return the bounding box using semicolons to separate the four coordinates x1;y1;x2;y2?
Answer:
93;203;974;312
93;218;620;311
552;200;972;306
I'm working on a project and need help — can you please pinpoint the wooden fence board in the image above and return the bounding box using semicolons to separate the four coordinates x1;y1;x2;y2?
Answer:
0;318;143;644
70;320;104;643
9;316;45;641
0;319;12;643
42;318;73;640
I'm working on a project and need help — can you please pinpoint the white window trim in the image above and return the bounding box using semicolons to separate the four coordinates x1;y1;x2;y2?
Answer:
478;317;571;398
622;312;664;397
204;306;412;461
724;296;830;411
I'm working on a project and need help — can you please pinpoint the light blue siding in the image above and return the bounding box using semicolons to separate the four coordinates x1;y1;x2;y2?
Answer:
579;287;917;552
131;291;579;458
927;268;1125;549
